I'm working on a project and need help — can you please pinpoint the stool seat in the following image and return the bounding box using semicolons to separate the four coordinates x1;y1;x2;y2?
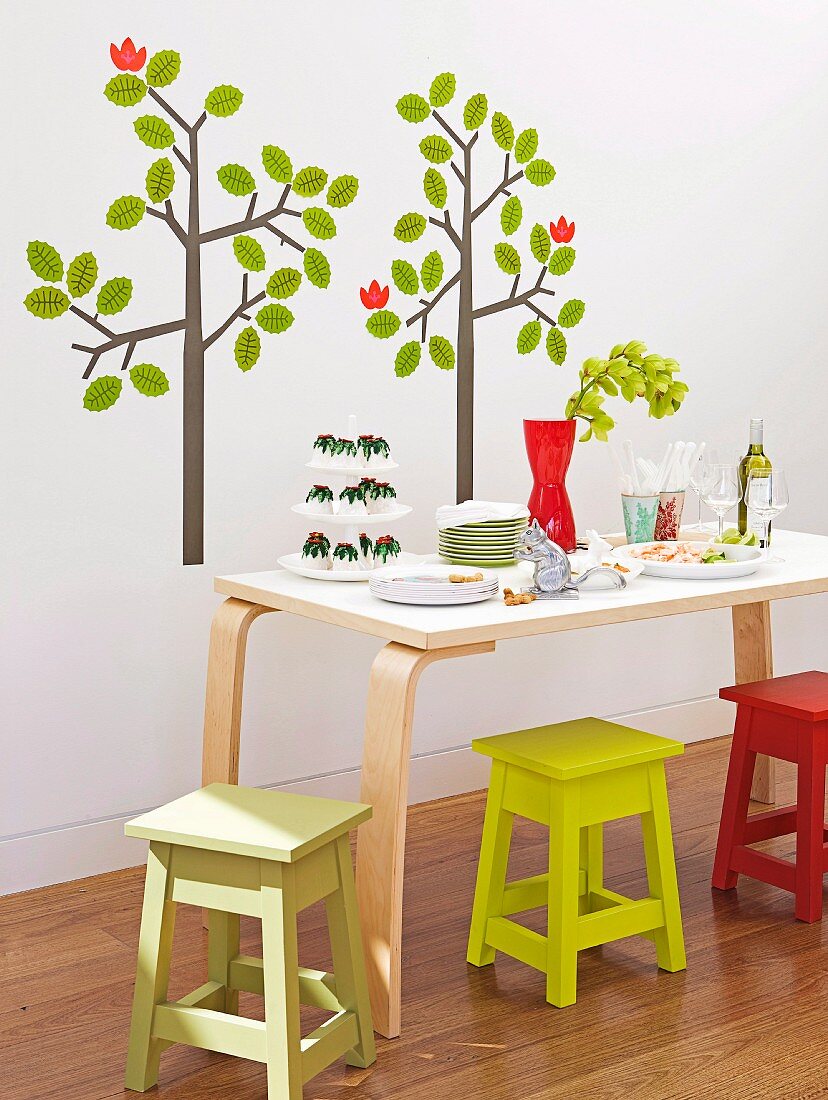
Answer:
720;670;828;722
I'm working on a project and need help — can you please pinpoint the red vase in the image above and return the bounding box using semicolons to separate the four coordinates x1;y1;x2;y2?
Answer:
523;419;576;552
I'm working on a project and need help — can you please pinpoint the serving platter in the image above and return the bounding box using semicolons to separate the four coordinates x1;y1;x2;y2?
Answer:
305;460;399;477
278;551;421;581
615;541;763;580
292;503;412;524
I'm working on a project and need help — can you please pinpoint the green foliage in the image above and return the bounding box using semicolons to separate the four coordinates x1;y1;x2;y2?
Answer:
27;241;63;282
130;363;170;396
525;158;556;186
558;299;585;328
106;195;146;231
429;72;456;108
394;340;422;377
104;74;146;107
421;250;444;293
546;327;567;365
146;158;175;203
548;245;576;276
491;112;514;151
397;93;431;123
262;145;293;183
293;166;328;197
83;376;122;411
234;326;261;371
517;320;542;355
419;134;453;163
326;174;359;207
303;247;331;288
393;212;427;243
146;50;181;87
391;259;419;295
529;222;551;264
366;310;401;339
205;84;244;117
514;128;538;164
500;195;522;236
233;235;266;272
24;286;69;319
96;276;133;315
66;253;98;298
256;303;294;334
217;164;256;197
494;241;521;275
463;93;488;130
302;207;336;240
133;115;175;149
423;167;447;208
429;335;455;370
266;267;302;298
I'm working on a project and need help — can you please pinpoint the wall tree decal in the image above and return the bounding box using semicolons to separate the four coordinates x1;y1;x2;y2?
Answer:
24;42;359;564
362;72;585;503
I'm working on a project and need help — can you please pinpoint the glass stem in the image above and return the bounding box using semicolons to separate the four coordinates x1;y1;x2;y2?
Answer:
718;511;725;539
763;517;770;560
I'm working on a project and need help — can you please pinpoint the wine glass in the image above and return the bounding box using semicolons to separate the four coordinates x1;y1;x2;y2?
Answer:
702;464;740;539
745;469;789;562
689;458;716;530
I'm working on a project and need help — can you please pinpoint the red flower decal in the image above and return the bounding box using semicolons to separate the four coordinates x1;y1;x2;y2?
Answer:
550;216;575;244
110;38;147;72
360;279;390;310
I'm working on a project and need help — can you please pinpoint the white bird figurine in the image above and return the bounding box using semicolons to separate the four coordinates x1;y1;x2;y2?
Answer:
584;529;613;569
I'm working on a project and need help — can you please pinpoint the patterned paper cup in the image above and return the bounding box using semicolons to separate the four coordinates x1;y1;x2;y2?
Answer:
654;490;686;541
621;494;659;544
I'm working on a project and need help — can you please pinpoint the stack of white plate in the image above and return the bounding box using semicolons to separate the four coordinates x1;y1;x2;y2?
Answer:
438;512;529;566
369;565;499;605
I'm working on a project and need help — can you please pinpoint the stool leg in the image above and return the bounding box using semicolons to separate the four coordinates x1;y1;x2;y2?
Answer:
579;824;604;915
641;763;686;973
208;911;240;1014
712;707;756;891
795;730;826;923
546;780;581;1008
325;836;377;1068
261;864;303;1100
125;843;176;1092
467;760;514;967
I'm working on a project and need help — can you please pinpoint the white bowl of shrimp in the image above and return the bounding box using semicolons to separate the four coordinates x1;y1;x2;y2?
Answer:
616;540;763;580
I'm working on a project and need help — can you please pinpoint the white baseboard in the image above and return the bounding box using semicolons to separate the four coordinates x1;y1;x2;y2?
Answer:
0;695;734;895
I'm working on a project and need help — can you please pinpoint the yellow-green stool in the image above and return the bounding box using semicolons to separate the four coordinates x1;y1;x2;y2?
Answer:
124;783;376;1097
467;718;686;1007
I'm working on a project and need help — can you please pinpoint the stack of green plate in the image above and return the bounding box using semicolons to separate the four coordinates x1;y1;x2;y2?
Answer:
438;515;530;565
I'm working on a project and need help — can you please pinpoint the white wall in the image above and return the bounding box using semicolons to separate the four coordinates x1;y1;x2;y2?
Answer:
2;0;827;893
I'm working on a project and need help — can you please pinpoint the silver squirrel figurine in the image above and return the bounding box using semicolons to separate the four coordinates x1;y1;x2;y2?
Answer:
516;520;626;599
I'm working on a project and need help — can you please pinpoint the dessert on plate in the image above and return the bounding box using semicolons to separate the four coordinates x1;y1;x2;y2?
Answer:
361;434;392;468
367;481;398;515
339;484;367;516
373;534;401;566
301;531;331;570
333;438;358;468
305;484;334;514
332;542;360;572
359;532;374;570
311;434;336;467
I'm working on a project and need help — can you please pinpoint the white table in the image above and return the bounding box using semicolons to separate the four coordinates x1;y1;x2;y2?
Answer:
202;530;828;1037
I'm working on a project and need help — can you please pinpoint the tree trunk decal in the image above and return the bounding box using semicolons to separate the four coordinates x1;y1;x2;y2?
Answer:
23;42;359;565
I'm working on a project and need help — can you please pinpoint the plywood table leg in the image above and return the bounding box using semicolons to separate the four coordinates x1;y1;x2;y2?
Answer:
731;601;775;803
355;640;495;1039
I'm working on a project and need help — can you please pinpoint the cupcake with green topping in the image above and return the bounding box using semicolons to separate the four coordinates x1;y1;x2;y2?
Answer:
338;483;367;516
364;435;392;469
358;532;374;570
373;534;401;566
358;434;376;465
301;531;331;570
332;541;360;572
311;434;336;467
333;437;358;468
305;484;334;515
367;481;397;515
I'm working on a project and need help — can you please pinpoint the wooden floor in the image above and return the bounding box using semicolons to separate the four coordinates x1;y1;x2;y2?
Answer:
3;737;828;1100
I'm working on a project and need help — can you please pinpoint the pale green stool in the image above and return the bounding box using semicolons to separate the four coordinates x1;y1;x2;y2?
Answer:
467;718;687;1007
124;783;376;1097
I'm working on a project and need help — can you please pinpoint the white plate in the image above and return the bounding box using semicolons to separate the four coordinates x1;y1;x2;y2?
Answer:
278;551;421;581
567;550;645;587
292;503;412;524
306;460;398;476
615;541;763;580
438;532;524;544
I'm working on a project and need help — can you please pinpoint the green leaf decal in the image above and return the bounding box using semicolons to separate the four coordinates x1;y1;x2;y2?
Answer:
463;93;488;130
500;195;522;236
262;145;292;183
217;163;256;197
514;128;538;164
429;72;456;108
530;222;551;264
256;303;294;334
494;242;521;275
24;286;69;319
517;320;542;354
266;267;302;298
546;326;567;365
104;74;146;107
423;167;447;208
429;335;455;370
393;212;427;243
303;248;331;288
146;158;175;203
391;259;419;295
395;340;422;377
302;207;336;240
419;134;453;164
234;326;261;371
26;241;63;281
130;363;170;397
66;253;98;298
326;174;358;207
233;235;266;272
396;93;430;123
83;376;122;411
133;115;175;149
293;165;328;198
106;195;146;231
525;158;556;186
548;245;576;276
366;310;401;339
204;84;244;117
96;277;133;315
145;50;181;88
421;250;444;293
558;299;585;328
491;112;514;151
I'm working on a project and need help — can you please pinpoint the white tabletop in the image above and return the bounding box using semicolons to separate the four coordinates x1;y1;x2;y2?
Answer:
215;530;828;650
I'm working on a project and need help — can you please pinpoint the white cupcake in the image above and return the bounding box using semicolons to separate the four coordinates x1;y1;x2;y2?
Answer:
363;436;392;469
338;485;367;516
305;485;334;515
373;535;401;566
333;438;358;469
332;542;360;572
368;481;397;515
311;434;336;468
358;532;374;570
301;533;331;570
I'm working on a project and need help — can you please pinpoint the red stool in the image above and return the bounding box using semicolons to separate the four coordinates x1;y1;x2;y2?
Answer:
712;671;828;922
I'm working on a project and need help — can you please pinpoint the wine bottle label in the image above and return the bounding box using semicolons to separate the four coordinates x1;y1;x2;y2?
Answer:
747;509;770;547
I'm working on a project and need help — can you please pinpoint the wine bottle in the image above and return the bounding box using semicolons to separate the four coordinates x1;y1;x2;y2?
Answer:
738;418;772;545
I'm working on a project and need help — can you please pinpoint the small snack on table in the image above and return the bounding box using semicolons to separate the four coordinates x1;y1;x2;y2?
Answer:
358;532;374;570
333;437;358;468
332;542;360;572
366;481;398;515
339;484;367;516
305;484;334;515
301;531;331;570
449;572;485;584
362;435;392;469
311;434;336;467
373;534;401;566
503;586;537;606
